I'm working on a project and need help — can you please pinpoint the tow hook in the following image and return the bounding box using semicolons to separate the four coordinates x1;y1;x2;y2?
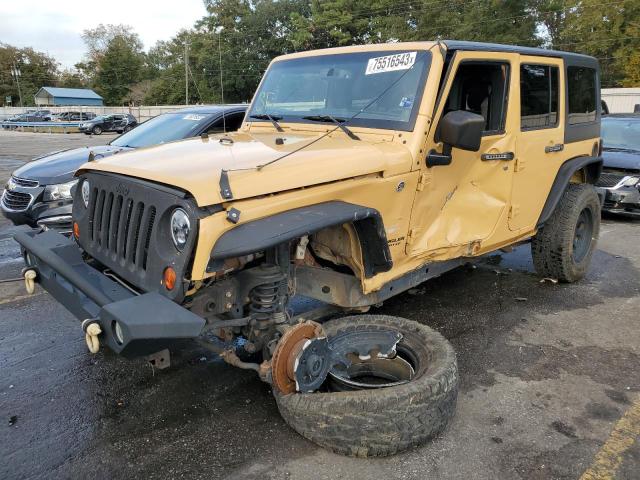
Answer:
81;319;102;354
23;269;37;294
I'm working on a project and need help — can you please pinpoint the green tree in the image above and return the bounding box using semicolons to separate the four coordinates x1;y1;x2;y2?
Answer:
0;43;58;106
94;35;146;105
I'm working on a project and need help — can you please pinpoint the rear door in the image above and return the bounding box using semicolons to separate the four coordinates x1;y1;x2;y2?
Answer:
407;51;518;257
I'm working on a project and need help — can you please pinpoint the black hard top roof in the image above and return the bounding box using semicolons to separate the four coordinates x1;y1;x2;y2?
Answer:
170;104;248;115
442;40;598;66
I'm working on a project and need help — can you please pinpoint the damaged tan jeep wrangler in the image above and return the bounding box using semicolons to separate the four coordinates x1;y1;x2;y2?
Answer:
16;41;603;456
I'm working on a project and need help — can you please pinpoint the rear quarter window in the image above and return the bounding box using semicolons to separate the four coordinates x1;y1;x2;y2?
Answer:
567;66;597;125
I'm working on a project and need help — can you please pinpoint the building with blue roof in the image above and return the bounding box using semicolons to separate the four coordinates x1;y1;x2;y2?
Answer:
34;87;104;106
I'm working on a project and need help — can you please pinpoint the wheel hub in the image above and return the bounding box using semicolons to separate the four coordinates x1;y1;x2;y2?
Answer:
271;321;325;394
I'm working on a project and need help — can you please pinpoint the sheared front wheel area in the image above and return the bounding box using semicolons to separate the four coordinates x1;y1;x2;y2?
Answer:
273;315;458;457
532;184;600;283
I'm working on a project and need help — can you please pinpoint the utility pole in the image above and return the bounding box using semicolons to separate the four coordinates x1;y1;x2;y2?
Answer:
184;41;190;105
11;63;23;108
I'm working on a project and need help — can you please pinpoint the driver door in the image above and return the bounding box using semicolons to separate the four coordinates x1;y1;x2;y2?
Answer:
407;51;519;258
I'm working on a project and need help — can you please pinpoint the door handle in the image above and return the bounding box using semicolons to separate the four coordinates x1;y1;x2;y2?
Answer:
545;144;564;153
481;152;514;161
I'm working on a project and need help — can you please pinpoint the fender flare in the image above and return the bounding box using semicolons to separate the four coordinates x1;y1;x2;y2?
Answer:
537;155;602;228
210;201;392;278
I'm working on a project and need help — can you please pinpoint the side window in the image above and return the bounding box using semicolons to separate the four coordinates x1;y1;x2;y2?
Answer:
444;62;510;134
520;64;559;130
567;66;597;125
205;112;246;134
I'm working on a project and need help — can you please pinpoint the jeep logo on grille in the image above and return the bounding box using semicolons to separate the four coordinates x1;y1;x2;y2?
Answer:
115;183;130;196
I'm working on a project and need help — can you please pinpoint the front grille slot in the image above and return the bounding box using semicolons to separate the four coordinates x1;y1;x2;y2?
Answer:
109;195;123;253
596;172;625;188
11;176;39;188
128;202;144;265
121;199;134;259
142;207;156;270
93;190;105;242
2;190;32;211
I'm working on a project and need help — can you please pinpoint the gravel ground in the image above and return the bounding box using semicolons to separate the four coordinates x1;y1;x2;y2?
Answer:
0;131;639;480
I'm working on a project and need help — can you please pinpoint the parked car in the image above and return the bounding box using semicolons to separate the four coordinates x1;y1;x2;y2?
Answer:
78;113;137;135
596;113;640;216
54;111;96;122
1;105;247;232
3;110;51;126
14;41;603;457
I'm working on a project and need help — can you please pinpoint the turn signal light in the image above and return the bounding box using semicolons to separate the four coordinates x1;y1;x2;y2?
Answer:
163;267;176;290
73;222;80;239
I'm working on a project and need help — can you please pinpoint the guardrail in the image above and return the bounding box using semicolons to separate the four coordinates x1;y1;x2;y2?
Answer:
1;121;82;133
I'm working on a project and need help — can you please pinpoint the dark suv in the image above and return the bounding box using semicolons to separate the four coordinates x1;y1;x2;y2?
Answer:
78;113;137;135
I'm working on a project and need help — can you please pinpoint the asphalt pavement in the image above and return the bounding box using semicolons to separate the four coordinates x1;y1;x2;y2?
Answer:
0;130;639;480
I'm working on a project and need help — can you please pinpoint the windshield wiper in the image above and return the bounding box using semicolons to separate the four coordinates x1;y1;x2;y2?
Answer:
249;113;284;132
302;115;360;140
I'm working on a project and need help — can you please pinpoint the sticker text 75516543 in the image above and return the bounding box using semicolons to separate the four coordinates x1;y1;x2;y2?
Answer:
365;52;417;75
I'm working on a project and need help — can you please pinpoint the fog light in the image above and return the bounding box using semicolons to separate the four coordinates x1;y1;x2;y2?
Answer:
113;320;124;345
163;266;176;290
73;222;80;239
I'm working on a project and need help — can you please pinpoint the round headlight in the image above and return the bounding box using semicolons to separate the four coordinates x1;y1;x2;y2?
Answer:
81;180;90;207
170;208;190;250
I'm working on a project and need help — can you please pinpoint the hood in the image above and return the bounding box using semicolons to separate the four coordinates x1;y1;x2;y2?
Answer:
78;131;412;206
602;149;640;172
13;145;131;185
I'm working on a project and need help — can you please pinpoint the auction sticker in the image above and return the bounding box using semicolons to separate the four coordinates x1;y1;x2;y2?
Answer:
365;52;417;75
182;114;205;121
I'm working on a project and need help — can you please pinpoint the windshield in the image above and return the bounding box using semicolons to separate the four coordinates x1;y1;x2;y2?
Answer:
248;50;431;131
111;112;214;148
601;117;640;152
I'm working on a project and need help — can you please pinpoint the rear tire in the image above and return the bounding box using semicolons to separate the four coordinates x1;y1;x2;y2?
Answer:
532;183;600;282
274;315;458;457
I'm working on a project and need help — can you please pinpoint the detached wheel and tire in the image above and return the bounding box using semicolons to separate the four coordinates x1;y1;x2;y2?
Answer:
532;183;600;282
274;315;458;457
91;126;102;135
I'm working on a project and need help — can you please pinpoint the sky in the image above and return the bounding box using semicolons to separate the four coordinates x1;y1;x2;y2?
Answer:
0;0;207;69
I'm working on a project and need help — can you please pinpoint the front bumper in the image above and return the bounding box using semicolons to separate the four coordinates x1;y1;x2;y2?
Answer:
2;187;73;232
14;230;205;358
597;186;640;217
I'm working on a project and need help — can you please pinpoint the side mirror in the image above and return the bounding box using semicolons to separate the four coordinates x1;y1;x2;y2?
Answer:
427;110;485;167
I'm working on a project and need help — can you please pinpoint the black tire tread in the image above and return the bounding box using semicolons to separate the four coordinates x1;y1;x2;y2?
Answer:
274;315;458;457
532;183;600;283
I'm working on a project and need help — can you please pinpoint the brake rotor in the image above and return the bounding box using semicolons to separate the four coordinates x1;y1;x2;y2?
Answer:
271;321;324;394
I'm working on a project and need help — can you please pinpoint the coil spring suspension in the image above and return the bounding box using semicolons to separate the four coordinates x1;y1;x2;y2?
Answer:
249;264;287;334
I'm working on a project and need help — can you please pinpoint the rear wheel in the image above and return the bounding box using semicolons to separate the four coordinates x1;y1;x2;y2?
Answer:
532;183;600;282
274;315;458;457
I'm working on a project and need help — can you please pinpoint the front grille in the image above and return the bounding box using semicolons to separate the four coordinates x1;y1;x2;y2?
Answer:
11;176;39;188
596;172;625;188
2;190;32;211
76;172;199;301
88;187;157;272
